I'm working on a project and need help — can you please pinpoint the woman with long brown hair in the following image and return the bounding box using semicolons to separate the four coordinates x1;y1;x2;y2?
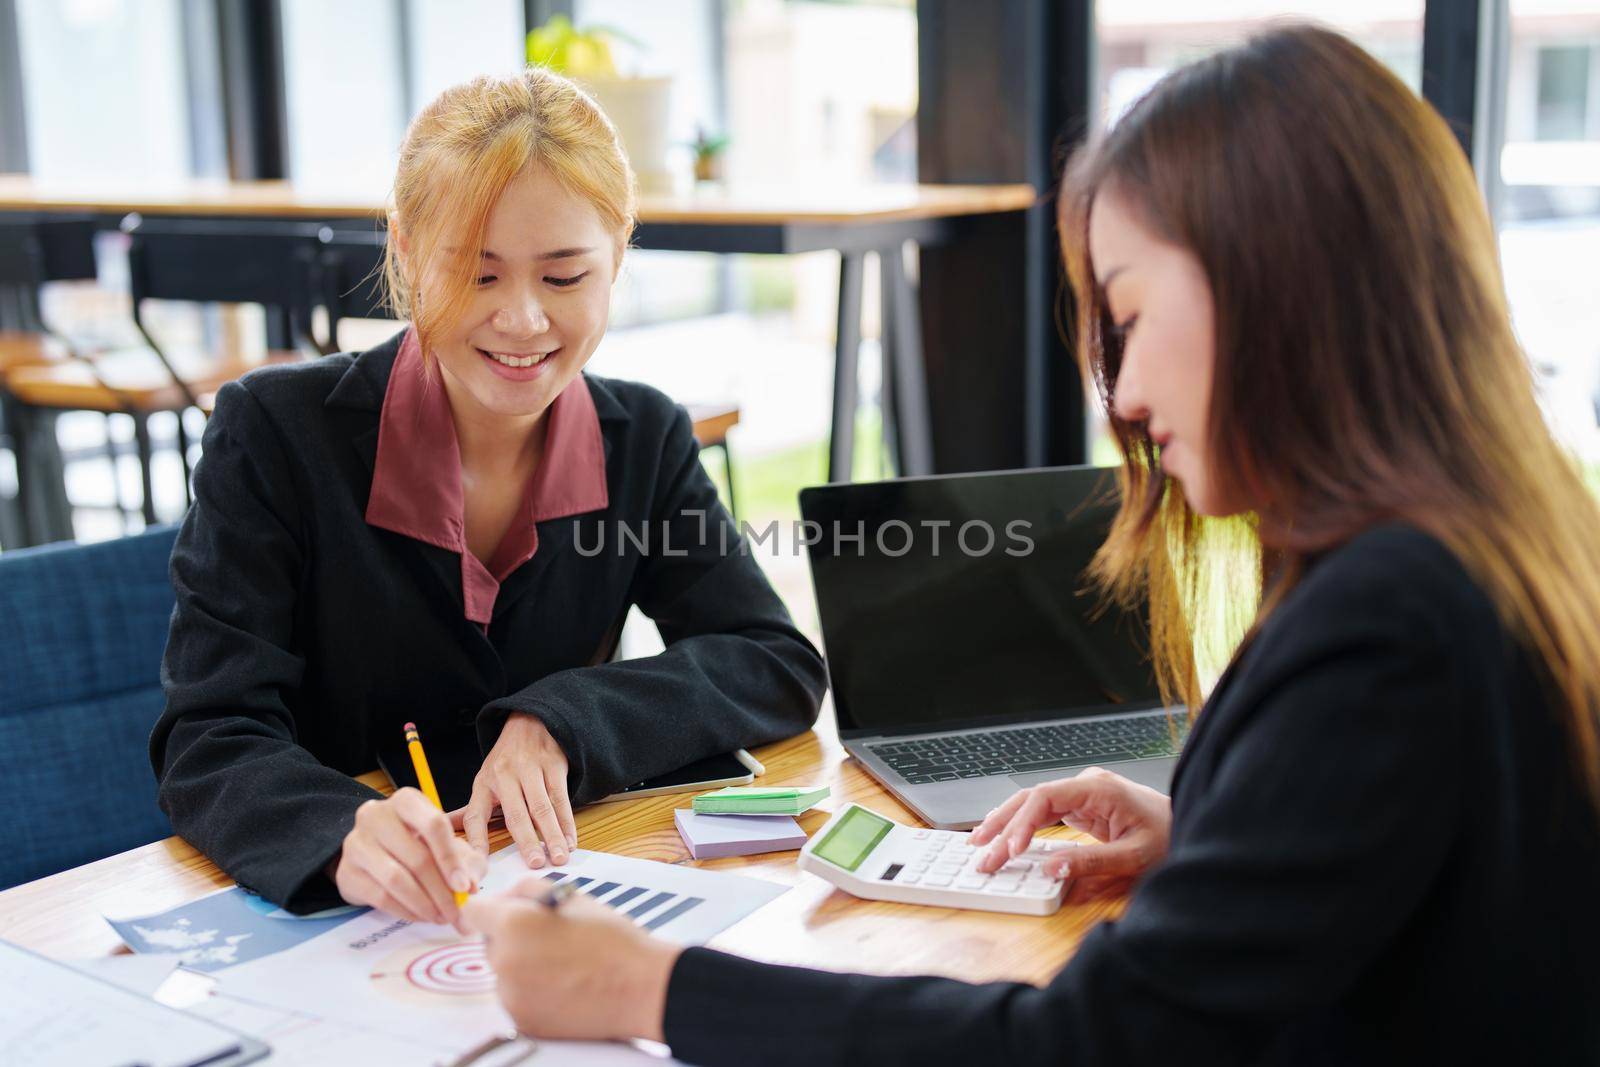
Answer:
458;24;1600;1063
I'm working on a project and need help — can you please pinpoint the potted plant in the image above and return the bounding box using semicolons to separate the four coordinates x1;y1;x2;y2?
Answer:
527;16;674;194
689;127;730;184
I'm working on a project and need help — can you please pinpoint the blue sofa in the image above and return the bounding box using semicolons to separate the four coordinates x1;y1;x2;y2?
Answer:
0;526;178;889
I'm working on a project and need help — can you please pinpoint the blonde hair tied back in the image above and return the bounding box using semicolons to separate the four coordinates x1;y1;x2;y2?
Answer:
382;66;638;355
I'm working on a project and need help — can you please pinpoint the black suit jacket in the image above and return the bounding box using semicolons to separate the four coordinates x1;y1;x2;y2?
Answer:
151;331;827;911
663;525;1600;1065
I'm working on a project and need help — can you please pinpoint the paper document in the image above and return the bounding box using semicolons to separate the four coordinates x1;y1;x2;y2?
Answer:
106;888;366;971
0;938;266;1067
216;845;786;1058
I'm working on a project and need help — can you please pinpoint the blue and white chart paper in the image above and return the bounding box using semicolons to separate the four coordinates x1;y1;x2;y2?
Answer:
216;845;788;1050
105;888;366;971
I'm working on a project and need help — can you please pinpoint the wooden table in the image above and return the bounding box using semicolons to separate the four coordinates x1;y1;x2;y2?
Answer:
0;709;1121;987
0;177;1038;486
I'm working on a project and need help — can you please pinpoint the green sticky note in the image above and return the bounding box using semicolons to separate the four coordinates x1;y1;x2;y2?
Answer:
692;785;831;815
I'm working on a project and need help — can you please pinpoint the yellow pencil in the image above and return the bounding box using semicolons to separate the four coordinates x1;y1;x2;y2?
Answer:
403;721;469;908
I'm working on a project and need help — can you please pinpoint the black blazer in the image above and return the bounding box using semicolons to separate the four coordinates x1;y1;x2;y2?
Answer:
663;525;1600;1065
151;331;827;911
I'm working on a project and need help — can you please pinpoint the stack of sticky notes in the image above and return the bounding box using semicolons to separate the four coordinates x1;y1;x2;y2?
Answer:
674;810;807;859
675;786;831;860
691;785;831;816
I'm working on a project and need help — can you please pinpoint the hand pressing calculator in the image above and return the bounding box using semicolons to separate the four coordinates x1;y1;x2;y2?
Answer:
798;803;1077;916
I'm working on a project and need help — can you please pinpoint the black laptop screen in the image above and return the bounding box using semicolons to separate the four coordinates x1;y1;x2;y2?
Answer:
799;466;1162;735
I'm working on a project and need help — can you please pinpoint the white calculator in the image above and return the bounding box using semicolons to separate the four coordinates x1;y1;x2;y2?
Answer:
797;803;1076;916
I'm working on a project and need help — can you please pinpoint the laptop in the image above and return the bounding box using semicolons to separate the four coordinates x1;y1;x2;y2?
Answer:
799;465;1186;830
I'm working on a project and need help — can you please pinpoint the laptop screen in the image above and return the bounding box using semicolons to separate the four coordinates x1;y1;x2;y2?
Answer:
799;466;1162;736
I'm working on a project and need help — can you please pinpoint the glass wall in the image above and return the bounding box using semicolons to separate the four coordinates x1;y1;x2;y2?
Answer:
1499;1;1600;465
1097;0;1423;126
14;0;194;182
1088;1;1426;462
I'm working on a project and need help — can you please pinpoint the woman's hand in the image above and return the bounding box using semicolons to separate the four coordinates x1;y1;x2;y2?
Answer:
453;713;578;868
462;878;683;1042
970;766;1172;903
332;787;487;929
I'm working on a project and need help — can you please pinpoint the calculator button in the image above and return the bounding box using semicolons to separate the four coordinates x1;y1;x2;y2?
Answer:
925;841;946;852
909;862;929;873
932;863;963;876
911;830;931;840
944;845;974;858
985;879;1023;894
956;876;989;890
898;871;922;884
923;874;954;887
1019;882;1059;897
930;831;954;842
996;860;1033;876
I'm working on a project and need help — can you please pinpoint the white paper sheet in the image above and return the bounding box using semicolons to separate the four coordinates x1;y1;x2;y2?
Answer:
0;939;259;1067
67;953;181;998
215;845;787;1061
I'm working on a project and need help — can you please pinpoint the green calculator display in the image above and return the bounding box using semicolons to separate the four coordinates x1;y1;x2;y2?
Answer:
811;805;893;871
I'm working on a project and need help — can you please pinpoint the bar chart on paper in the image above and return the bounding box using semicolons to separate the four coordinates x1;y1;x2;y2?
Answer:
521;847;787;944
537;872;704;933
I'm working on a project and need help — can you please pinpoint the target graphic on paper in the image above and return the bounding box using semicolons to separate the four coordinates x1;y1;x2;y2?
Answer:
370;939;496;1003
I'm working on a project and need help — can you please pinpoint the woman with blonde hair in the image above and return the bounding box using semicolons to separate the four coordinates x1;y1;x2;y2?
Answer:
460;25;1600;1063
152;68;826;923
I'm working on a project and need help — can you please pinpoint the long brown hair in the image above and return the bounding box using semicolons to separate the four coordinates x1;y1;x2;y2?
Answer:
1060;24;1600;800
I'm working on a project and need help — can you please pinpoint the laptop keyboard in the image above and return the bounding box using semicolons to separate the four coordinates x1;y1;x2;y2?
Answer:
865;716;1186;784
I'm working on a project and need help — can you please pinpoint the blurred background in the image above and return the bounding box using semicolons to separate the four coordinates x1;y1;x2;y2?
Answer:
1;0;1597;645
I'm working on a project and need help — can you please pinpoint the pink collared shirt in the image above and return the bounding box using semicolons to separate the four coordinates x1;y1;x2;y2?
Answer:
364;330;609;626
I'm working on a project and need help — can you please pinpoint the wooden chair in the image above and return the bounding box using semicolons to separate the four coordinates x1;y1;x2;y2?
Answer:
3;218;326;526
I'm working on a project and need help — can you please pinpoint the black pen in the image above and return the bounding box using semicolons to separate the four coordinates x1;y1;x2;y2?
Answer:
542;880;580;909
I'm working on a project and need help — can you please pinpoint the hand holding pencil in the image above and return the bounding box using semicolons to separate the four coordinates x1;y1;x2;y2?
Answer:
327;723;487;929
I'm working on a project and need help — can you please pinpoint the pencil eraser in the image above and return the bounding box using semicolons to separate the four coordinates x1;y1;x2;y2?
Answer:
675;810;807;860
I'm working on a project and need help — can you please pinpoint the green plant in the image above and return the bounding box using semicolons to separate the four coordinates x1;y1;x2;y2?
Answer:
525;15;643;79
688;127;730;164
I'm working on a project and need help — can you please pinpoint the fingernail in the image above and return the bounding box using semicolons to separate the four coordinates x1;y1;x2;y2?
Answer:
550;849;568;865
450;871;469;893
527;849;545;868
566;833;577;850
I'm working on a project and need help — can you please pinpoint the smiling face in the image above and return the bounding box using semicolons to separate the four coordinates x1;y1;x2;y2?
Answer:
1087;186;1237;517
410;164;619;428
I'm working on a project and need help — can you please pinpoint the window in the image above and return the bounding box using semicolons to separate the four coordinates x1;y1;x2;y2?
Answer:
14;0;194;182
280;0;407;191
1088;3;1426;463
1500;6;1600;466
1536;45;1592;140
1096;2;1424;128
